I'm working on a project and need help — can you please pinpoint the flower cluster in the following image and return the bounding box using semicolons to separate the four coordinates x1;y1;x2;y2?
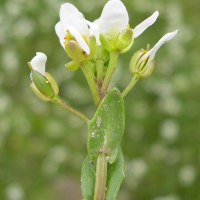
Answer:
28;0;178;102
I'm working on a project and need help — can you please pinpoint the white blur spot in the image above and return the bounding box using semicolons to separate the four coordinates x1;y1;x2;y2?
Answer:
178;165;197;187
4;183;24;200
160;119;179;142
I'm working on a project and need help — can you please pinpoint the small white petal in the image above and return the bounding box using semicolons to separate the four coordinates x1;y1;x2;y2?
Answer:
99;0;129;39
133;11;159;38
60;3;89;36
86;19;101;45
30;52;47;74
55;22;65;48
148;30;178;59
141;30;178;66
68;25;90;54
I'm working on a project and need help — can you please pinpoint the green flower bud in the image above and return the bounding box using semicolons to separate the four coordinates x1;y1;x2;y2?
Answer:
29;52;59;100
93;45;109;64
116;27;133;52
65;61;80;71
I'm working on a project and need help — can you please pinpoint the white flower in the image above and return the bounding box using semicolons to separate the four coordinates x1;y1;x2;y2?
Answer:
55;3;90;54
30;52;47;75
139;30;178;66
87;0;159;43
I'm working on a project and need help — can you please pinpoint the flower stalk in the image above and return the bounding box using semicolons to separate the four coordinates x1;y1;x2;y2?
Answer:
51;95;89;123
122;73;141;98
101;50;119;98
81;61;101;107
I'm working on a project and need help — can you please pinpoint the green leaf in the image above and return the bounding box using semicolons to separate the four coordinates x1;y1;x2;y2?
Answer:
32;70;55;97
81;155;96;200
87;88;125;164
106;147;125;200
81;149;125;200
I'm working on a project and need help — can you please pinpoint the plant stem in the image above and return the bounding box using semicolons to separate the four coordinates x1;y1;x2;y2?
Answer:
96;60;104;88
122;73;140;98
101;50;119;99
51;95;89;123
81;61;101;107
94;153;107;200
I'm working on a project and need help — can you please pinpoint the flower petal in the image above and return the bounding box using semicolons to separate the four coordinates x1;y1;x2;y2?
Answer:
147;30;178;60
30;52;47;75
99;0;129;38
55;21;65;48
60;3;89;36
86;19;101;45
68;25;90;54
133;11;159;38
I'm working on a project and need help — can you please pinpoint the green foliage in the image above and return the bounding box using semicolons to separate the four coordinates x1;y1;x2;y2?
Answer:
87;88;125;164
106;148;125;200
81;155;96;200
81;148;125;200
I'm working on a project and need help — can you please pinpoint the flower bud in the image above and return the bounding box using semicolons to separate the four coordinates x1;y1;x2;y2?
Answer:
65;61;80;71
116;27;133;52
93;45;109;64
29;52;59;101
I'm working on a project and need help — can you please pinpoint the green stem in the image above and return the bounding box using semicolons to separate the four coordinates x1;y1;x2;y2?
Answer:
81;61;101;107
51;95;89;123
101;50;119;99
122;73;141;98
96;60;104;88
94;153;107;200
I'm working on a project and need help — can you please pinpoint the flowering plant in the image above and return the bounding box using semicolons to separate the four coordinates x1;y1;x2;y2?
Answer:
28;0;178;199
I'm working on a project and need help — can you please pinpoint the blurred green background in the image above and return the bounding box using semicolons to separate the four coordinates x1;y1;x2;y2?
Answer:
0;0;200;199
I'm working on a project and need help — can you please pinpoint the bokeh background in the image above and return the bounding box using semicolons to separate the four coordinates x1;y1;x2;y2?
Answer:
0;0;200;199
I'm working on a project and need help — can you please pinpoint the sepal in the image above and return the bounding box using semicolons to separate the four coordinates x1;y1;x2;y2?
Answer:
129;49;155;78
44;72;59;95
116;27;133;52
99;32;115;51
30;82;51;102
31;70;59;99
65;36;96;64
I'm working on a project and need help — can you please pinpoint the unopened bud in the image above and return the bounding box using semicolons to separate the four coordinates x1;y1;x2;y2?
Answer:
65;61;80;71
93;45;109;64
